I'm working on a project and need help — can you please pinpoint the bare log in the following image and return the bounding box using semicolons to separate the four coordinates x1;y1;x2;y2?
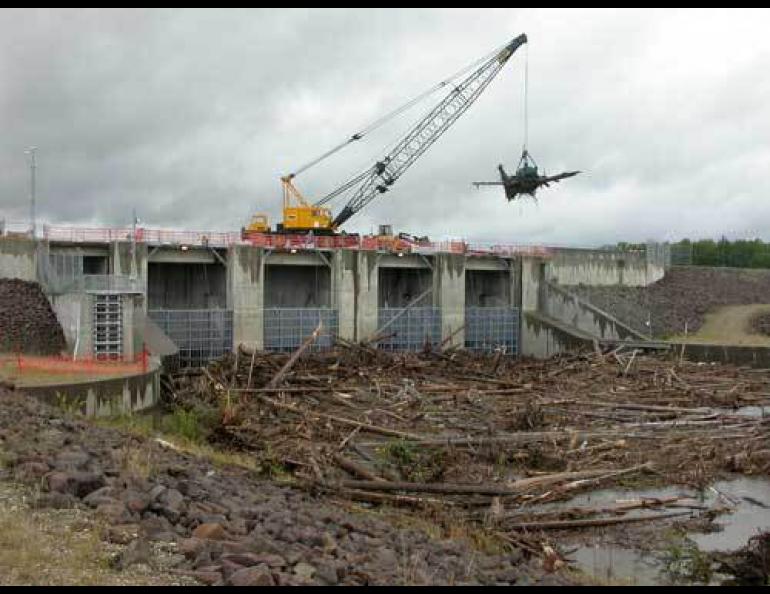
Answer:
505;510;691;531
266;321;323;389
332;453;384;482
335;465;650;496
258;394;424;440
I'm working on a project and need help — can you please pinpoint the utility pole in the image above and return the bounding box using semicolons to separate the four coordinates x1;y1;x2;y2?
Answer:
130;208;139;281
25;147;38;237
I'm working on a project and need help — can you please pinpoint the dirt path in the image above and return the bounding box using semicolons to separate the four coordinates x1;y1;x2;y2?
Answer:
669;304;770;346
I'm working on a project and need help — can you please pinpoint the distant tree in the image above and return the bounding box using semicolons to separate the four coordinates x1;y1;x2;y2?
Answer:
667;237;770;269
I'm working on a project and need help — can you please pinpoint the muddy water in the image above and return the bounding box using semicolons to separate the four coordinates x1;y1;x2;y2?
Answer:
731;405;769;418
569;476;770;585
691;477;770;552
572;546;664;585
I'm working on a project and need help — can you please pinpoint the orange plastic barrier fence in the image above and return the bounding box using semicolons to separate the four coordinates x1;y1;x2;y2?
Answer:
1;349;150;377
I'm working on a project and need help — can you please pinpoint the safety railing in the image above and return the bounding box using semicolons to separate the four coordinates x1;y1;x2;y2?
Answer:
140;228;241;248
41;223;556;258
83;275;142;293
43;225;240;248
43;225;135;243
0;220;33;237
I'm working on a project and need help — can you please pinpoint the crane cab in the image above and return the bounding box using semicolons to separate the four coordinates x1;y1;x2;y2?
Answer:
280;205;333;233
244;213;270;233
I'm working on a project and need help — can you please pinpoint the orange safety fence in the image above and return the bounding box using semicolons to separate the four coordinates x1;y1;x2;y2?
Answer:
0;348;150;377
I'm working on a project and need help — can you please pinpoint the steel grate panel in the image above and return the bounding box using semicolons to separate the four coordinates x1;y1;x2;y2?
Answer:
464;306;519;355
263;308;338;352
93;294;123;360
376;307;441;352
149;309;233;368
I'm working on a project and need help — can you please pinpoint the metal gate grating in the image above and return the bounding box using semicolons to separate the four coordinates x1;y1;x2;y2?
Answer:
149;309;233;368
465;306;519;354
93;294;123;360
264;308;338;352
376;307;441;351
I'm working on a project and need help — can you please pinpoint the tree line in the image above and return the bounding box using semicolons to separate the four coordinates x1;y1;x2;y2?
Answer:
671;238;770;268
604;238;770;268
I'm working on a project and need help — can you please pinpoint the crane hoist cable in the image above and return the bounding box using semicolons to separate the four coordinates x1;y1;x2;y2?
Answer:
517;43;538;175
523;42;529;153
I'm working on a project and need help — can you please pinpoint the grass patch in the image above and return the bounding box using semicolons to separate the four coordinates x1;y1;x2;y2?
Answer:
0;483;194;586
377;439;447;483
94;410;263;475
97;407;214;445
362;502;509;557
0;489;111;585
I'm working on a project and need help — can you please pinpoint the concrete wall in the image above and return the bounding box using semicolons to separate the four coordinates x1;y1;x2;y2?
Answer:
379;266;433;308
0;236;37;280
50;292;92;358
436;254;465;347
148;262;227;309
670;342;770;369
520;257;546;311
353;251;379;342
542;282;648;342
20;361;161;418
331;250;358;341
518;253;651;358
520;311;595;358
50;292;145;360
227;244;264;350
547;247;664;287
264;265;331;307
466;269;511;307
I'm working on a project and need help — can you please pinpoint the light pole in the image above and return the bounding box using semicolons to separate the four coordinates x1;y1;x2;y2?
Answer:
25;147;38;237
131;208;140;281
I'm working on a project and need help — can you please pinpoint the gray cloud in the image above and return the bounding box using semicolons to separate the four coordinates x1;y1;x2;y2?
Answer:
2;8;770;245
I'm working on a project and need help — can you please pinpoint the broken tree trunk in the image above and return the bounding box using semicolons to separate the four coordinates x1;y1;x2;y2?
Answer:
266;320;323;389
332;453;384;482
505;510;691;531
334;465;650;496
258;394;424;440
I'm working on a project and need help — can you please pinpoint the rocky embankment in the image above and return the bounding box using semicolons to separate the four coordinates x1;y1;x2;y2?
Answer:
0;279;66;355
0;389;557;586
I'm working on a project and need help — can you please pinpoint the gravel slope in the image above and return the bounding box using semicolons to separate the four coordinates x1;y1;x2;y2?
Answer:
570;267;770;338
0;279;66;355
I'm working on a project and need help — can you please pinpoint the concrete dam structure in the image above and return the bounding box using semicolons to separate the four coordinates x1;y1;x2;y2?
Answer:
0;227;670;367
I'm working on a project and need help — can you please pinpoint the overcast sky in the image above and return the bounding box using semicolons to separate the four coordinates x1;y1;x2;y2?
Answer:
2;8;769;246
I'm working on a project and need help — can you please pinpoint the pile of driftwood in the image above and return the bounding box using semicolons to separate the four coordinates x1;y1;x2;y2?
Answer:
161;340;770;543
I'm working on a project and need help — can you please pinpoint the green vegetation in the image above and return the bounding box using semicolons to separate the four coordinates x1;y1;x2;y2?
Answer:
94;410;273;476
659;536;713;585
378;439;447;483
608;238;770;269
672;238;770;269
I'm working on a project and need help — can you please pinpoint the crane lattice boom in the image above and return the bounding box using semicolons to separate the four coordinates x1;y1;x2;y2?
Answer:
328;34;528;228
